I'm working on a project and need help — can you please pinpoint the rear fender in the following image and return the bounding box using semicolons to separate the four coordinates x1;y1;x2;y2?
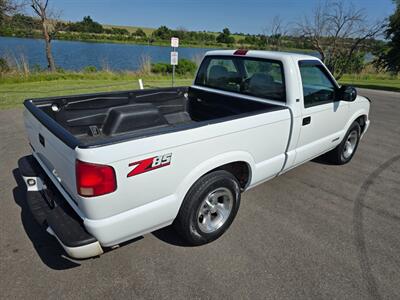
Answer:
174;151;255;213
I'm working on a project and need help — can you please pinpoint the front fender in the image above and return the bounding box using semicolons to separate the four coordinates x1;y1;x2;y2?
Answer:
343;97;370;138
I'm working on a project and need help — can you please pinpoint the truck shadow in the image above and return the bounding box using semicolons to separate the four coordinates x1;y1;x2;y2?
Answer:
12;168;81;270
152;226;193;247
311;154;338;165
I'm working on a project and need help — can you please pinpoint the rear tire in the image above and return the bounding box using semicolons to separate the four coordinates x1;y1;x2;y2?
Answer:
174;170;241;245
326;122;361;165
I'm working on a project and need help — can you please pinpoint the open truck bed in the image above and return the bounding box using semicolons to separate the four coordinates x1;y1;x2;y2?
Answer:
24;86;284;148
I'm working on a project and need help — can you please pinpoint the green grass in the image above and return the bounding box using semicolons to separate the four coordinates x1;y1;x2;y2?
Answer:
1;71;398;110
0;71;178;84
0;75;192;109
340;74;400;92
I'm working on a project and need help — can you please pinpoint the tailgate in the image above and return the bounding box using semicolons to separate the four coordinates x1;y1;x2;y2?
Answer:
23;107;78;202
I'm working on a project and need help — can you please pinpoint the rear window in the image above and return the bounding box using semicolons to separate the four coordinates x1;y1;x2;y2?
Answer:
195;56;285;102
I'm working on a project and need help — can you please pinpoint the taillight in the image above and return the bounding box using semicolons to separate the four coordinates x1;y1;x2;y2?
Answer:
76;160;116;197
234;49;248;56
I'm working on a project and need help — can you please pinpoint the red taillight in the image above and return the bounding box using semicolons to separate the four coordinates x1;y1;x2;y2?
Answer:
234;49;248;56
76;160;116;197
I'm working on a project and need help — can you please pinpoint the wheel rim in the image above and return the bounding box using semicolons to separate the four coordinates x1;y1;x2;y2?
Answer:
343;130;358;159
197;187;233;233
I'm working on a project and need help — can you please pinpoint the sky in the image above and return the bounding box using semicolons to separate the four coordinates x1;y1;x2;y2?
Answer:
48;0;396;34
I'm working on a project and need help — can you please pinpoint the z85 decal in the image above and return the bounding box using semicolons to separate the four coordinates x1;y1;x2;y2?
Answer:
127;153;172;177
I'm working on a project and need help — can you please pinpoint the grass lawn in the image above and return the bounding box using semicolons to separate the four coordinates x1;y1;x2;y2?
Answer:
0;77;192;110
1;72;398;110
340;74;400;92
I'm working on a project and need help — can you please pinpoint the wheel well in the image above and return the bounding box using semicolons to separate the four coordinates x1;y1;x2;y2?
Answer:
355;115;367;134
208;161;251;191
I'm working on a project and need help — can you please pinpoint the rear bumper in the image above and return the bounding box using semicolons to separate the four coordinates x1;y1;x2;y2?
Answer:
18;155;103;259
21;155;179;250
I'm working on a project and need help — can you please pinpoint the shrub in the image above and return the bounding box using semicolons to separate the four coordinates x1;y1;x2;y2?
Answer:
138;55;152;75
177;59;197;75
0;58;10;73
151;62;169;74
83;65;97;73
108;27;129;35
56;66;66;73
31;64;43;73
151;59;197;75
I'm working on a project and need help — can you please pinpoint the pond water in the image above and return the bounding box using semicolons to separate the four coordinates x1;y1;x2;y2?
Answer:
0;36;329;71
0;36;213;71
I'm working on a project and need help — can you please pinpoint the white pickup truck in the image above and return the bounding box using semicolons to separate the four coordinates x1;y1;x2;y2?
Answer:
19;50;370;259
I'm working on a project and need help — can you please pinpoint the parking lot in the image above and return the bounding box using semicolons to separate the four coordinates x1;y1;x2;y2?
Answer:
0;88;399;299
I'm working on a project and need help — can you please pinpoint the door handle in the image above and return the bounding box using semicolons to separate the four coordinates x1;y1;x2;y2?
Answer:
39;133;45;147
302;116;311;126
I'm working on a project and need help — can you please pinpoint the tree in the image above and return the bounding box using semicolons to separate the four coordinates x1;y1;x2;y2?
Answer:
134;28;146;38
10;13;40;29
216;27;235;44
66;16;103;33
0;0;23;25
296;0;384;79
152;25;172;40
174;26;188;39
376;1;400;73
76;16;103;33
109;27;128;35
31;0;58;72
262;16;288;49
270;16;285;47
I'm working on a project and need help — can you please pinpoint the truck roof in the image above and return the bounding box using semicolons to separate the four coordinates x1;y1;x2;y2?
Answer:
204;50;319;62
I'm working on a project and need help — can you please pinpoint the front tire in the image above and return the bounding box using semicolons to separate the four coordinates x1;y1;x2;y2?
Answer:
174;170;241;245
326;121;361;165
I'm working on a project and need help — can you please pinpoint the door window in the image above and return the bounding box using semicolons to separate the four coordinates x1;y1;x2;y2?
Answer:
299;62;337;108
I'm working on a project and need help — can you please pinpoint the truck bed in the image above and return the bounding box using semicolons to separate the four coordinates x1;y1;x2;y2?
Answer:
24;86;285;148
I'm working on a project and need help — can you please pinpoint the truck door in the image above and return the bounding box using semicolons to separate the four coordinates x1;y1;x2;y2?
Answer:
294;60;349;165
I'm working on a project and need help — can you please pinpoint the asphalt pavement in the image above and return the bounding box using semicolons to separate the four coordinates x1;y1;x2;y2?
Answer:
0;88;399;299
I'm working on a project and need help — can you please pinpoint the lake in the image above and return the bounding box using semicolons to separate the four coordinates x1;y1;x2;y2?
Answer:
0;36;325;71
1;36;374;73
0;36;213;71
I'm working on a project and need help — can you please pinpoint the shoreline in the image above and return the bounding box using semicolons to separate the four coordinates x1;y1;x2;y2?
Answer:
0;35;316;53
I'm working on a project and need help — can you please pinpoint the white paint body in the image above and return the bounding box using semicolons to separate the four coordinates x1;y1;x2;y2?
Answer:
23;50;370;249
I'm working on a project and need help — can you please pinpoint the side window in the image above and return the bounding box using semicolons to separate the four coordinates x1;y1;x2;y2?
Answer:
299;63;336;108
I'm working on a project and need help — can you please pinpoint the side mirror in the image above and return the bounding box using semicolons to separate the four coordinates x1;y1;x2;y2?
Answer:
339;85;357;102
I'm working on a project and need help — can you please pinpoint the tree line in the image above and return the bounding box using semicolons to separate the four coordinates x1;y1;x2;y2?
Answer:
0;0;399;77
0;14;147;38
0;12;329;50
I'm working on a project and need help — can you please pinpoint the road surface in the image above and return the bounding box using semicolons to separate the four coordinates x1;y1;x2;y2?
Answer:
0;89;399;299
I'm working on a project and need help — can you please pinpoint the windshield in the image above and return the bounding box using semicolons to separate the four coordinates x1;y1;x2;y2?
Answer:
195;56;286;102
